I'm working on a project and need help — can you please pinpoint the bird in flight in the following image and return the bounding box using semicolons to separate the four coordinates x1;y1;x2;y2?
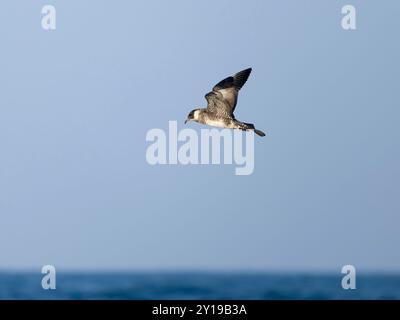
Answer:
185;68;265;137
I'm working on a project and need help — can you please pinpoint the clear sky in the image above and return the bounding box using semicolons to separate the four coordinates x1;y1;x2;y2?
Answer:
0;0;399;272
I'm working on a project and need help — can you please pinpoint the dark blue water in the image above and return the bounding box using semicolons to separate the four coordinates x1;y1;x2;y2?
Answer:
0;272;399;300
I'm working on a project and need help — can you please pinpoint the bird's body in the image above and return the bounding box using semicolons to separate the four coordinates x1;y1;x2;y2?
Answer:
185;68;265;137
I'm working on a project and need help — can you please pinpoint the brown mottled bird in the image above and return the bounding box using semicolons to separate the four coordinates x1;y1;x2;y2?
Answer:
185;68;265;137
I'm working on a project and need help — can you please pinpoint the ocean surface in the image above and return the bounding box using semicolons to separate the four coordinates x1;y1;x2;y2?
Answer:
0;272;399;300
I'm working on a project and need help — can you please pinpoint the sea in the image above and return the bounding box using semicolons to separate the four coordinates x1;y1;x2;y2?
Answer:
0;272;399;300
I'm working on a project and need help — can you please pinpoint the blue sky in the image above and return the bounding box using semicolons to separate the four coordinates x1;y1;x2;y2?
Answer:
0;0;399;271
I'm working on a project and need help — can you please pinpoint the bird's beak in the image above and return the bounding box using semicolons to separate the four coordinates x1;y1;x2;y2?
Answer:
184;119;189;124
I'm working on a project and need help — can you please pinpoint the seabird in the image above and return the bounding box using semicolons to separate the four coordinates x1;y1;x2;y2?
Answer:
185;68;266;137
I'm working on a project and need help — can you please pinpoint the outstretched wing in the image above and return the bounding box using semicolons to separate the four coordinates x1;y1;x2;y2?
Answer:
205;68;252;116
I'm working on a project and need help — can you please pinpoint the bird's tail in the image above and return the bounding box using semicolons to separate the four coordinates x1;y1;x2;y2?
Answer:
236;121;266;137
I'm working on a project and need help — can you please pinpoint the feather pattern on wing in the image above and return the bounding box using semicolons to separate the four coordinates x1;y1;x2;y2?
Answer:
205;68;252;117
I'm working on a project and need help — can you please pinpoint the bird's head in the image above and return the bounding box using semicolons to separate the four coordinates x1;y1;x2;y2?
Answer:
185;109;201;124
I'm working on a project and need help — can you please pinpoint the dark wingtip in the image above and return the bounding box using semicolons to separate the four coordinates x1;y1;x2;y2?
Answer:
242;67;252;75
234;68;253;90
239;68;252;77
